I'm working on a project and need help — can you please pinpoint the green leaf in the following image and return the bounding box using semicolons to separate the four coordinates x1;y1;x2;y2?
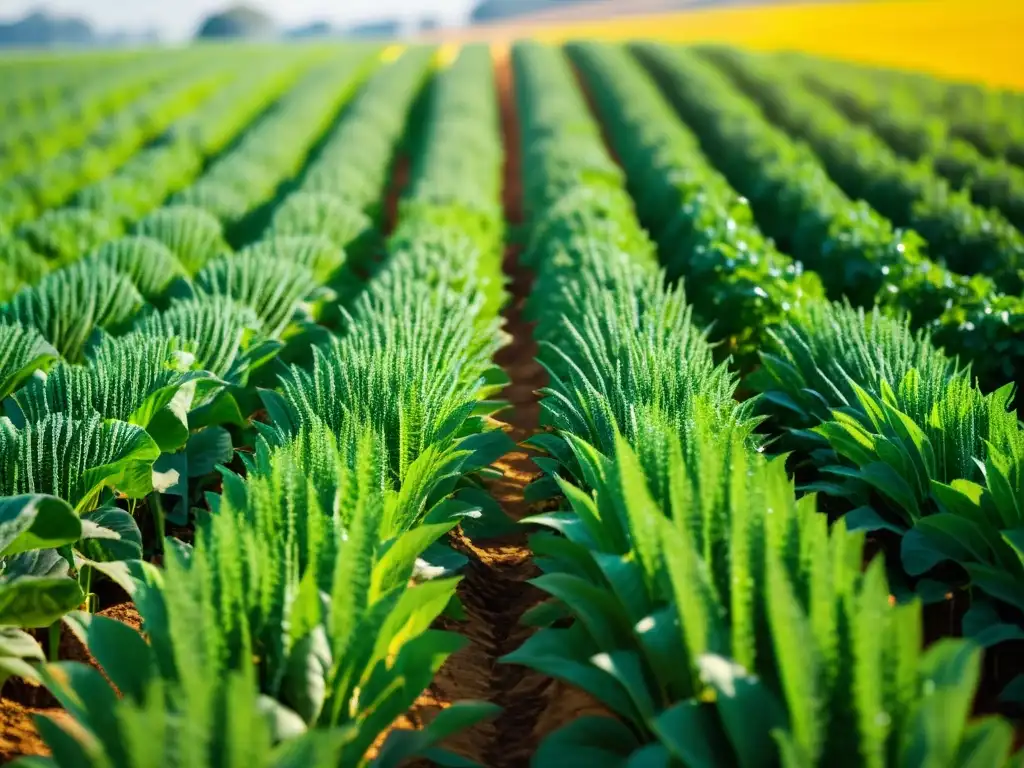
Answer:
533;716;642;768
457;430;516;474
962;601;1024;647
697;654;786;768
651;699;733;767
455;487;519;539
931;480;985;518
857;461;921;523
61;611;155;702
902;513;999;577
79;507;142;562
283;625;332;725
0;626;45;687
0;322;58;400
900;640;980;767
374;701;500;768
0;577;84;627
998;674;1024;705
590;650;657;721
0;495;80;557
79;421;162;506
502;627;638;720
845;505;906;535
963;563;1024;613
953;717;1015;767
186;427;234;478
530;572;635;650
139;380;196;453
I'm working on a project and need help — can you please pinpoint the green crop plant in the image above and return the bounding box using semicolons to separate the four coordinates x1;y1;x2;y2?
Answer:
509;421;1018;767
1;260;144;363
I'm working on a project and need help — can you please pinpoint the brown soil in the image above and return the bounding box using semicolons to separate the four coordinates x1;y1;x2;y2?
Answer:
380;46;607;768
384;155;410;236
0;698;56;762
0;602;141;762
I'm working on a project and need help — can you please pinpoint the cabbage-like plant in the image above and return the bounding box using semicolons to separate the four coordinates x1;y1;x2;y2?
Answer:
0;412;159;677
16;207;121;264
238;235;345;285
0;321;58;399
268;192;375;257
134;297;280;386
0;412;159;512
193;252;323;339
0;260;144;363
83;235;189;302
133;205;230;274
9;333;214;453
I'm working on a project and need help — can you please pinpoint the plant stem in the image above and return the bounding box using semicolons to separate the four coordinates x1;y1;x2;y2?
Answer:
81;564;96;613
48;622;60;663
149;492;166;556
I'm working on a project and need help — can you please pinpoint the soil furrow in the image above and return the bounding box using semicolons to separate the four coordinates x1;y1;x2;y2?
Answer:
415;45;612;768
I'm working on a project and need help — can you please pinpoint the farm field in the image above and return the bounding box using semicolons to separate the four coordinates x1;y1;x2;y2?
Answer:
437;0;1024;90
0;34;1023;768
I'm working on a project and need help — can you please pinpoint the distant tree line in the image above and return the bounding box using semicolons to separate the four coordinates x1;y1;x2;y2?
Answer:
470;0;593;23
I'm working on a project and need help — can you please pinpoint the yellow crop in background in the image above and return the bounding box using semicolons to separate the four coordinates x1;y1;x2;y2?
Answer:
522;0;1023;90
380;44;406;62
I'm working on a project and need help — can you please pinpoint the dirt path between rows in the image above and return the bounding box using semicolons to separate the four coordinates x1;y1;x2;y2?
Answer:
401;46;606;768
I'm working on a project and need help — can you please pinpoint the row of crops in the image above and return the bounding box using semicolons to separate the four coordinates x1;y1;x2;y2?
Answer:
1;37;1023;767
0;43;510;765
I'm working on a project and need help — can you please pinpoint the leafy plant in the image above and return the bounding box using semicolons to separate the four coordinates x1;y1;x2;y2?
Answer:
193;251;322;339
750;300;959;432
0;412;160;511
9;333;213;453
83;235;189;302
509;419;1018;767
133;205;230;275
133;297;278;384
16;208;122;265
15;420;498;767
0;321;58;400
1;260;144;363
0;494;83;687
12;610;358;768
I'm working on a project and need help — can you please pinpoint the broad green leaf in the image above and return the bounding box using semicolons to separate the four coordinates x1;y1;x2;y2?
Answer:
697;654;786;768
374;701;500;768
0;321;58;400
533;716;642;768
0;577;84;627
61;611;155;703
652;699;733;767
0;495;80;557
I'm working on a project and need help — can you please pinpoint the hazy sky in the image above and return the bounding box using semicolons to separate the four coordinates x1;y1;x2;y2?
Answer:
0;0;478;38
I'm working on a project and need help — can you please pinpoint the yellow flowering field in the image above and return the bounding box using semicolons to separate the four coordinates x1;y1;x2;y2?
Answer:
518;0;1024;89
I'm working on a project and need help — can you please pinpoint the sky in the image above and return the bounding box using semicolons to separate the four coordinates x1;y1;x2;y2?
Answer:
0;0;478;38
